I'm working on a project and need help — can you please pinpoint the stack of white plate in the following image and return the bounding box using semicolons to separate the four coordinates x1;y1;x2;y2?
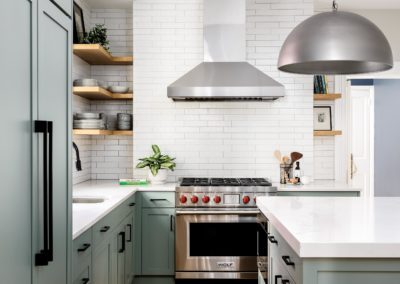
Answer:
117;113;132;130
73;113;107;129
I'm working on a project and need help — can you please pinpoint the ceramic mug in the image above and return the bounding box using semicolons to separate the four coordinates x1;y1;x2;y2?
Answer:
301;176;311;185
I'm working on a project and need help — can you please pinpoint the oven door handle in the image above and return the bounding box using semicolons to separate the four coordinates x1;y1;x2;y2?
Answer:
176;210;260;215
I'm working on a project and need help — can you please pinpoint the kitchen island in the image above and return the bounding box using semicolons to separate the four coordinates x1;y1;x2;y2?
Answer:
257;196;400;284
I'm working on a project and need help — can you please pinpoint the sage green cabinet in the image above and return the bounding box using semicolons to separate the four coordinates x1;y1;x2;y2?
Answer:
142;208;175;275
92;236;113;284
266;223;400;284
75;194;136;284
1;0;71;283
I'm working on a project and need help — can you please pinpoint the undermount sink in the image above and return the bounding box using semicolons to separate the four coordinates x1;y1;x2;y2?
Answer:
73;196;106;204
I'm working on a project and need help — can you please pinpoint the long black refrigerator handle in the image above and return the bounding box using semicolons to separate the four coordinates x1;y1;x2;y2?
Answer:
48;121;53;262
35;120;49;266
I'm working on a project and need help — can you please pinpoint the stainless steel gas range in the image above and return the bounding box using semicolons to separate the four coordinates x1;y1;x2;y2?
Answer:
175;178;277;281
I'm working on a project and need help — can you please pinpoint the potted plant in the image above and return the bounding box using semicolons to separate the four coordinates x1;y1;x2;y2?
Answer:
136;145;176;184
83;24;110;52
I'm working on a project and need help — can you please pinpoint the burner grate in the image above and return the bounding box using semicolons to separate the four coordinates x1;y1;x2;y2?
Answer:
180;177;272;187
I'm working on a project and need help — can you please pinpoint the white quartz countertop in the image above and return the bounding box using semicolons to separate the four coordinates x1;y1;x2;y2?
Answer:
276;180;361;192
72;180;176;239
257;196;400;258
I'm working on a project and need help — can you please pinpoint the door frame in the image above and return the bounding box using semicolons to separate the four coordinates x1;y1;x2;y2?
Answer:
347;85;375;198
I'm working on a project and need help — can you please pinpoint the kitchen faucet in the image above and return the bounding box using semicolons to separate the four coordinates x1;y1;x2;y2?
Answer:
72;142;82;171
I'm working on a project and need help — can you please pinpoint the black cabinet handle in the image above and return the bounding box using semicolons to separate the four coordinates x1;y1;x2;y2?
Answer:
282;280;290;284
77;243;91;252
150;198;167;202
129;202;136;207
275;275;282;284
268;235;278;244
100;226;110;233
35;120;54;266
119;232;125;253
170;215;175;232
282;255;295;266
81;278;90;284
127;224;132;242
48;121;53;262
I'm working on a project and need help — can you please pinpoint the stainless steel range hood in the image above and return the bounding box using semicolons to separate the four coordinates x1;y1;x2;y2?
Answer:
167;0;285;101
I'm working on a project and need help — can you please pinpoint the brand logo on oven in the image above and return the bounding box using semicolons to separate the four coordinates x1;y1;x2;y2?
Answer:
217;262;235;269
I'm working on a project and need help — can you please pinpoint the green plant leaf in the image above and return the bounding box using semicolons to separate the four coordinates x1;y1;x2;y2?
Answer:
160;162;175;169
152;152;161;159
150;165;159;176
136;161;149;168
152;144;161;154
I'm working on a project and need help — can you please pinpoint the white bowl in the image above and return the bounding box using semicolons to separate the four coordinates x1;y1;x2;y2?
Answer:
108;86;129;93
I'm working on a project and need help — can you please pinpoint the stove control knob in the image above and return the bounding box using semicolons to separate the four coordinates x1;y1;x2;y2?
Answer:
243;196;251;204
180;195;187;204
191;195;199;204
214;195;221;204
202;196;210;203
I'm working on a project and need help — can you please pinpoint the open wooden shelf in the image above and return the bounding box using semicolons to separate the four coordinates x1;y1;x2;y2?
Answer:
73;129;133;136
314;130;342;136
314;93;342;101
73;86;133;100
73;44;133;65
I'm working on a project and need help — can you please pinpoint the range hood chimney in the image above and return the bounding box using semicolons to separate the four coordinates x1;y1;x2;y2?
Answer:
167;0;285;101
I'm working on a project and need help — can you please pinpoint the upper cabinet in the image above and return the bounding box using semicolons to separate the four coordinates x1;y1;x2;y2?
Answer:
51;0;72;16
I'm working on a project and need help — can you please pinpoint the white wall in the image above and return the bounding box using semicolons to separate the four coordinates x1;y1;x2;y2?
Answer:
132;0;314;183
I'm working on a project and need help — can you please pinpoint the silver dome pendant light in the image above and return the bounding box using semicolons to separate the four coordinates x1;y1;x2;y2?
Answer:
278;0;393;75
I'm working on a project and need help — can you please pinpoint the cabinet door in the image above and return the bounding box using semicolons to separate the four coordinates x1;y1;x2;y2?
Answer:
112;223;128;284
33;0;71;283
125;213;135;283
51;0;72;16
142;208;175;275
0;0;32;283
92;241;113;284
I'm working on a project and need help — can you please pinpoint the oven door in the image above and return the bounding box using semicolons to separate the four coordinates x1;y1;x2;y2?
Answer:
176;210;264;279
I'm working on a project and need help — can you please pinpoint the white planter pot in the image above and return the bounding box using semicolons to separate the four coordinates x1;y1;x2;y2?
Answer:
147;169;168;184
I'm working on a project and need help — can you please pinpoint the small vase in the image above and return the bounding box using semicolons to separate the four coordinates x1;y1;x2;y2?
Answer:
147;169;168;184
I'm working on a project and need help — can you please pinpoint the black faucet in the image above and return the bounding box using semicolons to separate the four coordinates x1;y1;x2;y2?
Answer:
72;142;82;171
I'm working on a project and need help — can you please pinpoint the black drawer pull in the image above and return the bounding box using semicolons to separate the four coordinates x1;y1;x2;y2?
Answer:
77;243;91;252
100;226;110;233
150;198;167;202
129;202;136;207
81;278;90;284
282;280;290;284
268;235;278;244
118;232;125;253
282;255;295;266
274;275;282;284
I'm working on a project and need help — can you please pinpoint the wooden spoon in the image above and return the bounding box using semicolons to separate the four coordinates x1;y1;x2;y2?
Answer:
273;150;282;163
290;152;303;165
282;156;290;165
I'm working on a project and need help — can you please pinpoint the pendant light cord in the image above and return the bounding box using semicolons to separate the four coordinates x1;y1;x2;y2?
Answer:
332;0;338;11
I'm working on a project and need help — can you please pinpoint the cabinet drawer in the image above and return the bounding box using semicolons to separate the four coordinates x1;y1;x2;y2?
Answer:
269;226;302;283
93;193;136;246
73;263;91;284
73;229;92;279
271;253;296;284
93;210;119;247
141;192;175;208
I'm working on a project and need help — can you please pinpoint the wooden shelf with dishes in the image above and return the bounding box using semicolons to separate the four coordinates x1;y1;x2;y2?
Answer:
314;93;342;101
73;86;133;100
73;44;133;65
314;130;342;137
73;129;133;136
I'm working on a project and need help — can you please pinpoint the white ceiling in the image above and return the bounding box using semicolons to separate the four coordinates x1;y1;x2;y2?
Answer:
85;0;132;9
315;0;400;11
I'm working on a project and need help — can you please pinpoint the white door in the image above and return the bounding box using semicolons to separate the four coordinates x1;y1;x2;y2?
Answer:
348;85;374;197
